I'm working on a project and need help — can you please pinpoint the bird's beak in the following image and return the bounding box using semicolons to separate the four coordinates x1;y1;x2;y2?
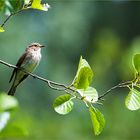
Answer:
40;45;45;48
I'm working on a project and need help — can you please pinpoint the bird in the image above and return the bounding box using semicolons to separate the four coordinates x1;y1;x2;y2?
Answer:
8;42;45;96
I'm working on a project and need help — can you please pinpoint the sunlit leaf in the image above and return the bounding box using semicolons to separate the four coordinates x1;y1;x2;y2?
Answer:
53;94;74;115
0;112;10;132
0;93;18;111
89;106;105;135
0;27;4;32
24;0;50;11
133;54;140;75
78;87;98;103
24;0;30;4
72;56;93;89
125;88;140;110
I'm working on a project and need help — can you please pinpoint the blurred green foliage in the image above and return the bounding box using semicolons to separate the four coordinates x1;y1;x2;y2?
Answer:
0;93;26;137
0;0;23;15
1;0;140;140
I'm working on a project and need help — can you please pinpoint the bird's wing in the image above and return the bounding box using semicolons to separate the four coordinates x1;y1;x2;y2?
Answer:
9;53;27;83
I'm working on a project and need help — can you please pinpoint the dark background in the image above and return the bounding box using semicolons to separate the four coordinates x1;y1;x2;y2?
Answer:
0;1;140;139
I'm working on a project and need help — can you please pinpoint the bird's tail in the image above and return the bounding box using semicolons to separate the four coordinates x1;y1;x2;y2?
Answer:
8;85;17;96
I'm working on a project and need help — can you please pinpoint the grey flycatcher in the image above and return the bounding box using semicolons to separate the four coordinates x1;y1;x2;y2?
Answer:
8;42;45;96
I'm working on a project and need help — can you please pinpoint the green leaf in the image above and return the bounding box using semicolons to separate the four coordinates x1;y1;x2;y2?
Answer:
0;27;4;32
89;107;105;135
53;94;74;115
25;0;50;11
78;87;98;103
9;0;23;12
4;0;13;15
72;56;93;89
125;88;140;110
0;112;10;132
0;93;18;111
133;54;140;75
24;0;30;4
0;0;23;15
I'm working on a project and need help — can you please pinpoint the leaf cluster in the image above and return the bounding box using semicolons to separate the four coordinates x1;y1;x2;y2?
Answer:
53;56;105;135
125;54;140;110
0;0;50;32
53;54;140;135
0;0;23;16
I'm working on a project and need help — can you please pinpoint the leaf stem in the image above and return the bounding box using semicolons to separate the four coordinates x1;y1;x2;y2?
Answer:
1;9;23;28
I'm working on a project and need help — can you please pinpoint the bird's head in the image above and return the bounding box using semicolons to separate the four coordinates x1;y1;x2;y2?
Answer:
27;42;45;51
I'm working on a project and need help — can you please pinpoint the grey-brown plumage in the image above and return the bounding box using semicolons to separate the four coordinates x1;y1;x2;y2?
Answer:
8;43;44;96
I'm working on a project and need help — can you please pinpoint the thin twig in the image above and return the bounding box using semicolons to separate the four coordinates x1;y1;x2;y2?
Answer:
1;9;23;28
98;81;132;100
47;81;65;91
